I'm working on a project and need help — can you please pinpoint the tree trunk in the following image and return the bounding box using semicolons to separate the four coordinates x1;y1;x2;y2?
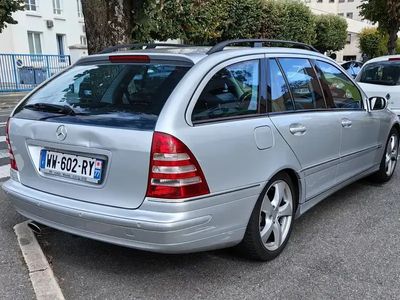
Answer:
387;29;398;55
81;0;134;54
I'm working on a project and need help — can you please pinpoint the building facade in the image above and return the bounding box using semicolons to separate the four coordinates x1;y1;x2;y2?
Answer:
304;0;374;61
0;0;87;63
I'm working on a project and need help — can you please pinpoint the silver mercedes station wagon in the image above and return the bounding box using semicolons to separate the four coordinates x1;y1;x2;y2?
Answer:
4;40;399;261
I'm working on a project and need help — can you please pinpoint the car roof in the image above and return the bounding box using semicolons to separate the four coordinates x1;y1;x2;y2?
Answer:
364;55;400;65
78;46;330;65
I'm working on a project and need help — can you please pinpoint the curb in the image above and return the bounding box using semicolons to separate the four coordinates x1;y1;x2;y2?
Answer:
14;221;65;300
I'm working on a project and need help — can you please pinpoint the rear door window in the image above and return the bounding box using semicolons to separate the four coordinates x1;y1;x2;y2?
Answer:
192;60;260;122
278;58;326;110
14;62;191;129
268;59;294;112
316;60;362;109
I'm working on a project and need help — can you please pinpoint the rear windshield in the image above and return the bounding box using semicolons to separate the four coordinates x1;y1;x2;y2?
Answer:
358;61;400;86
14;62;191;129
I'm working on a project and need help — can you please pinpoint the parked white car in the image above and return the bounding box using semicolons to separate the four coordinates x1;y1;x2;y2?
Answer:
357;55;400;115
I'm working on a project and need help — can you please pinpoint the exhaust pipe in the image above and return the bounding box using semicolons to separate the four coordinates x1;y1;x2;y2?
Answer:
27;221;44;235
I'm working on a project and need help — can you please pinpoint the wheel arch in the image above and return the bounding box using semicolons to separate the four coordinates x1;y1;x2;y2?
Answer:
260;167;303;214
392;122;400;135
277;168;301;212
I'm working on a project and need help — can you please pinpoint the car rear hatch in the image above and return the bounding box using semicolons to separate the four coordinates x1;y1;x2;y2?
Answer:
9;54;192;209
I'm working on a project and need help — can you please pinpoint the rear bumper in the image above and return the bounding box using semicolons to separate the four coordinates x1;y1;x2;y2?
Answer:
3;179;260;254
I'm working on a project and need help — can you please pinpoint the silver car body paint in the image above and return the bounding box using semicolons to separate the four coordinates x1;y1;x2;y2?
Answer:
3;47;399;253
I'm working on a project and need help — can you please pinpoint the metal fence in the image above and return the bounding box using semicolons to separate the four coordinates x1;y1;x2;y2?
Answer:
0;53;71;92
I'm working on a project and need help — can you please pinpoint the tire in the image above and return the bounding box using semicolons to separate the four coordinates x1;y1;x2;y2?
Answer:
369;128;399;183
238;172;296;261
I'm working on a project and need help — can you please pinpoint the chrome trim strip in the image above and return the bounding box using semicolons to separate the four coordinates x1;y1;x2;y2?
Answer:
148;184;261;203
301;144;380;175
339;144;380;163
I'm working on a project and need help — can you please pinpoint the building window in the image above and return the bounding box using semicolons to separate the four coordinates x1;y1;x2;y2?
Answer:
53;0;62;14
329;0;334;2
346;12;353;19
56;34;65;55
339;0;345;2
346;33;352;44
27;31;42;54
338;13;344;17
77;0;83;17
25;0;37;11
80;35;87;46
317;0;322;2
348;0;354;2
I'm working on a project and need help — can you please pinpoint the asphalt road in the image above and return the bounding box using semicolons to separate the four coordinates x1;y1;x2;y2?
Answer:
0;93;35;300
36;169;400;299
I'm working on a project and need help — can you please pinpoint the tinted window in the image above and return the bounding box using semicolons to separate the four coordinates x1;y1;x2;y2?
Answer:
278;58;326;110
192;60;260;122
15;63;190;129
358;61;400;86
268;59;294;112
316;61;362;109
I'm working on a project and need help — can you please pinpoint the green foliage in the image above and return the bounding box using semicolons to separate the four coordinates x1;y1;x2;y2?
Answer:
260;0;316;44
358;28;388;59
219;0;264;41
313;14;347;53
134;0;317;47
0;0;24;33
359;0;400;54
133;0;227;44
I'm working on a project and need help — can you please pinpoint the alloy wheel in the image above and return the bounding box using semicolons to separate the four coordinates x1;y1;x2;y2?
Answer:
385;134;399;177
259;180;293;251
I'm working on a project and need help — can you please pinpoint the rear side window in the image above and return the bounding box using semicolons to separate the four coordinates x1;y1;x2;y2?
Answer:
358;61;400;86
192;60;260;122
316;60;362;109
278;58;326;110
14;62;190;129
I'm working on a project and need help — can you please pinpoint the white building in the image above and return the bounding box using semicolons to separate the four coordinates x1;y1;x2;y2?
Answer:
0;0;87;63
304;0;375;61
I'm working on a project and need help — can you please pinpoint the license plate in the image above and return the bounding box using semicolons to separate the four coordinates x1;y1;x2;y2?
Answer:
39;149;103;183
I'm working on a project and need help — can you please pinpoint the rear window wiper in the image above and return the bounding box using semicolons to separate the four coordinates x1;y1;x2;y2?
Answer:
24;103;80;116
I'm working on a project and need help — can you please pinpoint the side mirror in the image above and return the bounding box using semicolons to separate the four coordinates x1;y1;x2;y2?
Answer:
369;97;387;111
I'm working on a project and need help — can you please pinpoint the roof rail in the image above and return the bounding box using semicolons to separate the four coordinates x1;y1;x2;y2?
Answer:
98;43;193;54
206;39;319;55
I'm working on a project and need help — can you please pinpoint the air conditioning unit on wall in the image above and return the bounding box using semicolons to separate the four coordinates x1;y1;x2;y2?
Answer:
46;20;54;29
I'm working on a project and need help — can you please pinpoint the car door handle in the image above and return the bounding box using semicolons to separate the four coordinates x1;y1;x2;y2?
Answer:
289;124;307;135
341;119;352;128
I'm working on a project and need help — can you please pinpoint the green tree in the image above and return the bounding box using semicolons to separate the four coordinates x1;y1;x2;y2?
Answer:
134;0;227;44
134;0;316;45
0;0;24;33
219;0;264;41
313;14;347;53
260;0;316;44
358;28;388;59
359;0;400;55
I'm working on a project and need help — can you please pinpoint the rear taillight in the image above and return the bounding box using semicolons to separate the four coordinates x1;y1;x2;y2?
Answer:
5;118;18;171
146;132;210;199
